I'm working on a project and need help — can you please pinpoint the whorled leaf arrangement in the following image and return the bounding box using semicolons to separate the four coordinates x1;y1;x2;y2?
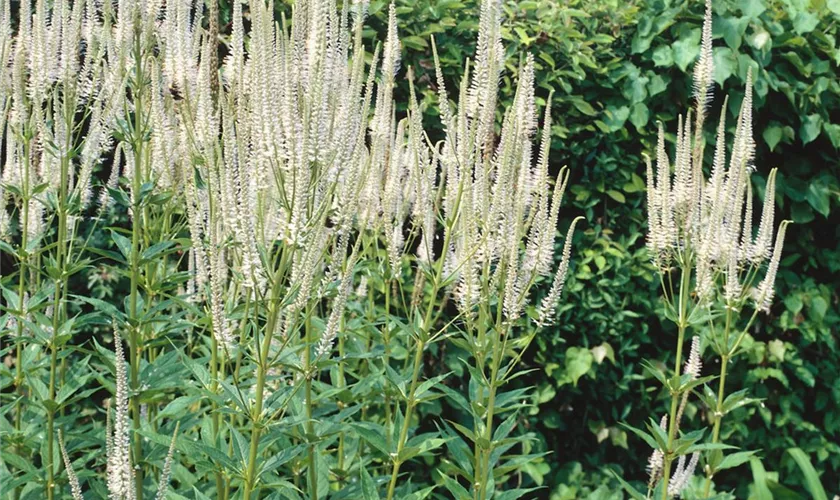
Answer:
0;0;580;498
633;0;792;498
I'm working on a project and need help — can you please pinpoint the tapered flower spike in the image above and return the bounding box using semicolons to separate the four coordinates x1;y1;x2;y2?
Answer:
751;168;778;264
107;331;133;499
644;153;662;264
655;121;674;261
536;217;583;327
740;175;754;261
693;0;715;120
753;220;791;312
684;336;702;379
316;256;356;358
58;430;83;500
668;451;700;497
154;422;180;500
676;336;702;429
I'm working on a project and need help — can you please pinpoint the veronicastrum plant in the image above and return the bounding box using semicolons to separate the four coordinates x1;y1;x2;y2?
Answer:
0;0;581;499
618;1;792;499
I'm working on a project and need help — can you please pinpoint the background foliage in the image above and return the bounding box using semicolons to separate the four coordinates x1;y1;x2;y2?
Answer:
363;0;840;496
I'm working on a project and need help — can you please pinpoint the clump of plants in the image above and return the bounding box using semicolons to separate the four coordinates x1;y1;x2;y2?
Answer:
0;0;580;498
618;1;794;499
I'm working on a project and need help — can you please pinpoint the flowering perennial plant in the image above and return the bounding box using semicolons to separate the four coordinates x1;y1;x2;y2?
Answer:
0;0;580;498
621;1;793;499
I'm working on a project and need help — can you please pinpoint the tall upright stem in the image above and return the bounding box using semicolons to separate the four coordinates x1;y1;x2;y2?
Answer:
129;14;146;498
702;308;759;497
383;278;393;450
211;336;225;497
385;338;425;500
305;316;317;500
660;264;691;500
14;136;32;449
385;222;451;499
243;249;289;499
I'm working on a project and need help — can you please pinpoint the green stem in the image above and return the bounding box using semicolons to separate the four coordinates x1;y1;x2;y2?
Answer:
46;101;73;499
336;317;347;489
702;354;728;497
14;136;31;458
386;338;425;500
243;249;289;499
305;316;317;500
129;14;146;498
383;278;393;451
477;324;505;500
211;336;225;498
702;308;758;497
660;265;691;500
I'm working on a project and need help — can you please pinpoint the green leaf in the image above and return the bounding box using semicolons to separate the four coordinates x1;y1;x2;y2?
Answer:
439;472;472;500
713;47;738;85
401;36;428;50
805;183;830;217
630;103;649;130
673;29;701;71
571;98;597;116
750;457;773;500
739;0;767;18
110;229;132;260
619;422;659;450
608;469;647;500
606;190;626;203
809;296;828;321
786;448;828;500
361;466;380;500
824;123;840;149
651;46;674;67
717;16;749;50
647;74;668;97
763;124;783;152
601;106;630;133
352;422;391;456
799;114;822;144
792;12;819;35
565;346;593;386
717;450;758;472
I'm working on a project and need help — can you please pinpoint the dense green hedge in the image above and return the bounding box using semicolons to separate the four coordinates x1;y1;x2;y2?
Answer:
363;0;839;496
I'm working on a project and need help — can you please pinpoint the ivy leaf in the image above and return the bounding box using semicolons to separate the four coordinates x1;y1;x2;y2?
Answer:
716;16;749;50
672;29;701;71
763;124;783;151
630;103;650;130
600;105;630;133
799;114;822;144
792;12;819;35
651;46;674;67
823;123;840;149
713;47;738;85
809;296;828;322
805;182;830;217
738;0;766;18
647;74;669;97
564;347;593;386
